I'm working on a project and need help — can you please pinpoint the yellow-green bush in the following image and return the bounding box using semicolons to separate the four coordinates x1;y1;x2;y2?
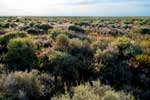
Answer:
112;37;142;59
51;81;134;100
53;34;70;52
0;31;28;45
131;54;150;69
48;29;65;40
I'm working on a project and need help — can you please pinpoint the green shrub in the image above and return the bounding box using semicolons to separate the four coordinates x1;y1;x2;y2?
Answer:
35;35;53;48
71;40;94;75
26;27;43;34
41;50;80;81
78;21;90;26
69;39;94;77
0;31;28;45
69;25;85;33
37;24;53;31
54;34;70;52
68;38;82;54
112;37;142;59
48;29;65;40
91;40;109;51
6;38;37;71
94;38;141;86
139;27;150;34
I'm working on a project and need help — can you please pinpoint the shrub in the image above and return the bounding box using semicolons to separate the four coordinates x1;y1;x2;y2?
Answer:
91;40;109;51
37;24;53;31
68;39;94;78
139;27;150;34
94;46;119;65
4;23;10;28
26;27;44;34
6;38;37;71
35;36;53;48
78;21;90;26
94;43;134;86
0;70;43;100
95;38;142;87
130;54;150;93
112;37;142;59
0;64;6;74
51;81;134;100
54;34;70;52
38;73;64;98
0;31;28;46
48;29;65;40
131;54;150;73
68;38;82;54
41;50;80;81
72;40;93;75
102;90;133;100
69;25;85;33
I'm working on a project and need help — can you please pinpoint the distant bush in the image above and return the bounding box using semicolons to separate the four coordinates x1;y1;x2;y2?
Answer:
4;23;10;28
26;27;44;34
69;25;85;33
35;36;53;48
54;34;70;52
0;23;5;28
37;24;53;31
68;38;82;53
48;29;65;40
6;38;37;71
78;21;90;26
139;27;150;34
0;31;28;45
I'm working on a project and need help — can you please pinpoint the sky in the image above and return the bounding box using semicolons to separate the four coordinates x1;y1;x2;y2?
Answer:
0;0;149;16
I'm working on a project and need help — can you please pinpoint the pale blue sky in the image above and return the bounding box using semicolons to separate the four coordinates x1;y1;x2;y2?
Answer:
0;0;149;16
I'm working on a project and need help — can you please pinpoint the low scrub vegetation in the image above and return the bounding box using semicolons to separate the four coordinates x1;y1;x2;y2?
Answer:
0;16;150;100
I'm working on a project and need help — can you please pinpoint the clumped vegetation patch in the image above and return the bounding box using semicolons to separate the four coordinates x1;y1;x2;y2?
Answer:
139;27;150;34
52;81;134;100
0;16;150;100
6;38;37;71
